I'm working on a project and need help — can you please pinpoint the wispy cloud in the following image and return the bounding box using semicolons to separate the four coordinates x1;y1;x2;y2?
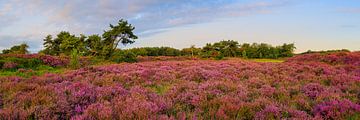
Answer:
0;0;289;51
0;35;42;53
0;2;18;30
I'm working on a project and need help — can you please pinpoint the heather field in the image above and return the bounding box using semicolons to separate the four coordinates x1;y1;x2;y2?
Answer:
0;52;359;120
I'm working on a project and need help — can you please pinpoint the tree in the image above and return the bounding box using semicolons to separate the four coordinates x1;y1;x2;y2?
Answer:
203;43;214;52
58;32;84;55
2;43;29;54
42;35;55;55
102;19;138;58
18;44;29;54
242;50;247;59
40;19;138;58
182;45;201;57
279;43;296;57
217;40;239;57
42;32;73;55
201;43;215;58
42;32;85;56
257;43;271;58
238;43;295;59
190;45;196;57
85;34;102;56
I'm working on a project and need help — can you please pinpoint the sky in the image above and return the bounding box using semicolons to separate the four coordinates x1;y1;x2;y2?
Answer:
0;0;359;53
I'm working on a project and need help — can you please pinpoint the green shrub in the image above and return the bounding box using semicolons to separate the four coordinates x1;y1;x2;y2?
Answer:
89;57;108;65
0;65;62;77
200;51;212;58
214;53;224;60
35;65;55;71
69;49;80;69
21;58;42;69
111;51;137;63
0;57;42;70
0;60;5;68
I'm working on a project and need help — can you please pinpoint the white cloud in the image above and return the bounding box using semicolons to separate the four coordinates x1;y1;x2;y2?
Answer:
0;0;290;52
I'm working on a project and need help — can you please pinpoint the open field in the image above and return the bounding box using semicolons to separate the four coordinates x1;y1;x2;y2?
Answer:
0;52;359;119
1;1;360;119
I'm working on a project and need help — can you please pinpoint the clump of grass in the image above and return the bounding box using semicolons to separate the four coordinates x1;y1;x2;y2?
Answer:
147;83;171;95
0;65;64;78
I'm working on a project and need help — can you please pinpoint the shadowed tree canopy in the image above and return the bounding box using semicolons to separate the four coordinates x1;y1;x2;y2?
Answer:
101;19;138;58
85;34;102;56
40;19;138;58
2;43;29;54
41;31;87;56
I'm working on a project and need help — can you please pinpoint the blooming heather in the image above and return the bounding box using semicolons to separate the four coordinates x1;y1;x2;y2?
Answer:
0;52;359;119
0;54;93;67
2;62;17;69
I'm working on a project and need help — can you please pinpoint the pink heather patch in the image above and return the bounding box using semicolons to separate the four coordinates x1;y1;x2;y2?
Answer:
0;52;359;119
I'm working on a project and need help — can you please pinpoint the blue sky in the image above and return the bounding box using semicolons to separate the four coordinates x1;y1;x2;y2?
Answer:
0;0;359;53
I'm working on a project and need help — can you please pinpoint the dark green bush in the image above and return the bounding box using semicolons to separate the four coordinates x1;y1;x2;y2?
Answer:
0;57;42;70
22;58;42;69
0;60;5;68
214;54;224;60
69;49;80;69
0;57;43;70
111;51;137;63
200;51;212;58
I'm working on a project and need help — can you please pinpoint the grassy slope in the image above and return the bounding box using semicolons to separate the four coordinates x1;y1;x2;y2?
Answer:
0;65;65;78
0;58;285;78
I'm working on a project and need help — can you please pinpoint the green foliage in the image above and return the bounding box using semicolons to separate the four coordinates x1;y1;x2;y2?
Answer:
181;45;202;57
111;50;137;63
102;19;138;58
0;65;63;78
212;40;239;57
237;43;295;59
214;53;224;60
85;34;102;56
301;49;350;55
195;41;296;59
41;19;138;59
36;18;295;61
347;113;360;120
42;32;87;56
0;60;4;68
69;49;80;69
0;57;42;70
42;34;60;55
242;50;247;59
123;47;181;57
2;43;29;54
200;51;213;58
278;43;296;57
147;84;171;95
0;55;65;77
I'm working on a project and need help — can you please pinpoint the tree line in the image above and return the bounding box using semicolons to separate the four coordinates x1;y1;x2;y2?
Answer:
120;40;296;59
1;19;296;61
40;19;137;59
300;49;350;54
2;43;29;54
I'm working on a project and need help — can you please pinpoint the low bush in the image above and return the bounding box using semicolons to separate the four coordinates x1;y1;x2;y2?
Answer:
111;51;137;63
69;49;80;69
